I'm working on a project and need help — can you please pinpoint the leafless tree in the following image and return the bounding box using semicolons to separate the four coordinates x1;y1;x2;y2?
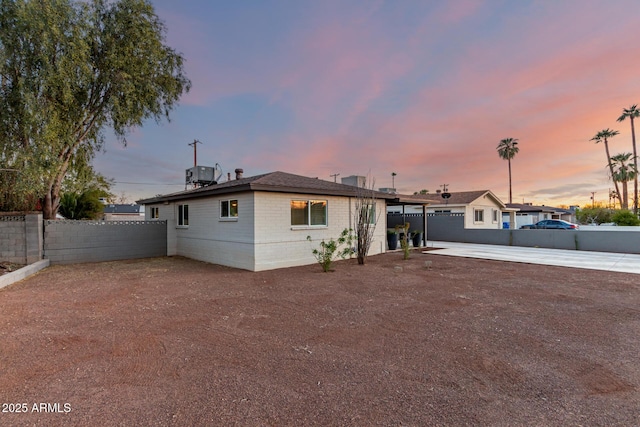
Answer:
353;176;380;265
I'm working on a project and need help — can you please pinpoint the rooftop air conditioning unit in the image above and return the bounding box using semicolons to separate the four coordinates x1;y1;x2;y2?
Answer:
186;166;217;186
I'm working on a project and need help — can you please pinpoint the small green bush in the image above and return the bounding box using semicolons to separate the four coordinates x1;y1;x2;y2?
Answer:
612;210;640;226
307;228;354;272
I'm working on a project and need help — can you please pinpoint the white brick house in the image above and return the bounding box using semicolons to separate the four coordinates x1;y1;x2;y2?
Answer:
138;171;401;271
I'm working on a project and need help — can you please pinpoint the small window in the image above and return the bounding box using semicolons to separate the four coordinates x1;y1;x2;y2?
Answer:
492;209;498;223
474;209;484;223
150;207;159;219
291;200;327;226
178;204;189;226
220;199;238;218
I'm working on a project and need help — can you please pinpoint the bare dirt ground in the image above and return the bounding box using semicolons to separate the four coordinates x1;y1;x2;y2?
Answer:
1;251;639;426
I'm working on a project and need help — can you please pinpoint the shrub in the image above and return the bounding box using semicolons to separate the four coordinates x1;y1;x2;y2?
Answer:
612;210;640;226
307;229;354;272
575;207;612;225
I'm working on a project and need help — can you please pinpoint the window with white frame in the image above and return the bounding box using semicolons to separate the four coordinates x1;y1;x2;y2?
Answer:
150;207;159;219
492;209;499;223
474;208;484;223
291;200;327;226
177;204;189;226
220;199;238;218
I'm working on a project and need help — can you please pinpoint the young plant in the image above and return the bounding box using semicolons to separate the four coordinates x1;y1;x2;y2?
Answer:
396;222;411;260
307;228;354;272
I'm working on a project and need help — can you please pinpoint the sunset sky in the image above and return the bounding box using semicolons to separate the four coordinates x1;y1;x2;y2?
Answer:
93;0;640;207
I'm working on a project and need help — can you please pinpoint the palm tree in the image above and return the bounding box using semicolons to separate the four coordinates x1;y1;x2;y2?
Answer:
591;129;621;208
610;152;637;210
617;105;640;215
497;138;519;204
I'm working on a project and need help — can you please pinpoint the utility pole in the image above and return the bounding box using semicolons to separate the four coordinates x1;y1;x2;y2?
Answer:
188;139;202;167
590;191;596;208
330;173;340;183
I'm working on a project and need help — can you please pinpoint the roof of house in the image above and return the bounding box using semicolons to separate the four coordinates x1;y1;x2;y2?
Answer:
419;190;508;208
137;171;431;205
103;204;143;214
507;203;572;214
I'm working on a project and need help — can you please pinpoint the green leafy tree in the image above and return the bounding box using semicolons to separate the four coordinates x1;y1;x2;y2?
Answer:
497;138;519;204
591;129;621;208
0;0;190;218
617;105;640;215
575;206;612;225
610;152;636;210
612;210;640;226
59;189;104;220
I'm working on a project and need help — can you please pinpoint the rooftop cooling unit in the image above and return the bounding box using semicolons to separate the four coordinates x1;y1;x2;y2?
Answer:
186;165;219;186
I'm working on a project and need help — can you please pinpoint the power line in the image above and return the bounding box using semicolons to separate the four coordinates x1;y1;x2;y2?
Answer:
113;181;184;186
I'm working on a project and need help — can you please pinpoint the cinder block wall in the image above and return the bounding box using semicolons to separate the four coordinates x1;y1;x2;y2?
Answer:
0;213;42;264
425;214;640;254
44;220;167;264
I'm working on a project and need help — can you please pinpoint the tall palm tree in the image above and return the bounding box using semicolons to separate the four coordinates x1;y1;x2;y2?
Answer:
617;105;640;215
610;152;637;210
497;138;519;204
591;129;621;208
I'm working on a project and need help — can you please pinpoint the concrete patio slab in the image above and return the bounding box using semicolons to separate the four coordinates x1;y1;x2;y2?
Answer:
425;241;640;275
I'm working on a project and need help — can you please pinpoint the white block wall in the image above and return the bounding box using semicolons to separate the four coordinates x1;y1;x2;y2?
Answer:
147;193;256;270
253;192;387;271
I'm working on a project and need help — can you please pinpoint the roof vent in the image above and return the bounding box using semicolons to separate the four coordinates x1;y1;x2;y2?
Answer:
235;168;244;180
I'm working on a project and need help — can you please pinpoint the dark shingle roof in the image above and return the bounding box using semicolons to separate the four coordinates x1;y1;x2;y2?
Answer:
137;171;405;204
507;203;571;214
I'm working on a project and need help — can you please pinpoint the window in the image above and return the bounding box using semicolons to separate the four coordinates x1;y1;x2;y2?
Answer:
150;207;159;219
492;209;499;223
360;203;376;224
178;204;189;226
474;209;484;222
291;200;327;226
220;199;238;218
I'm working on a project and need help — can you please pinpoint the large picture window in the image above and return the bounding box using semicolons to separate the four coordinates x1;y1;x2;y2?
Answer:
178;204;189;226
291;200;327;226
220;199;238;218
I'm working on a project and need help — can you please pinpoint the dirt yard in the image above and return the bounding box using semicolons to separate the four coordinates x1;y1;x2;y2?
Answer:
0;251;639;426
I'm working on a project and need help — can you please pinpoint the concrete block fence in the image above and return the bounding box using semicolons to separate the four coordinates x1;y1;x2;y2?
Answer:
43;220;167;264
425;214;640;254
0;213;42;264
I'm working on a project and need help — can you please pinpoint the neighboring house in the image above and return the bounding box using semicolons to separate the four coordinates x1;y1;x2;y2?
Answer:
388;190;516;229
504;203;576;229
102;204;145;221
137;171;417;272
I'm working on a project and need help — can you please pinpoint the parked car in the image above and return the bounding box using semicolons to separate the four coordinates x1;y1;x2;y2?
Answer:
520;220;579;230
